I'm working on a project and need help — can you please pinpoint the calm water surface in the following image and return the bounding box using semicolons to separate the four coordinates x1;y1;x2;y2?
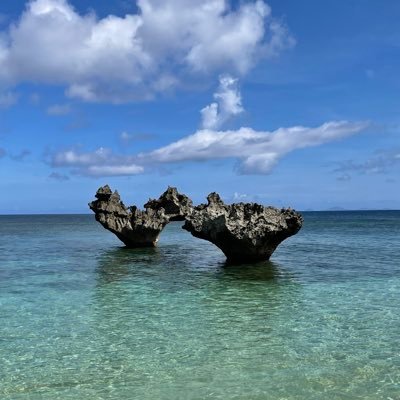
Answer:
0;212;399;399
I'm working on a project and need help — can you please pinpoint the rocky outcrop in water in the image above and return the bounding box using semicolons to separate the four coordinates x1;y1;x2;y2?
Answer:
144;187;193;221
182;193;303;263
89;185;192;247
90;186;303;262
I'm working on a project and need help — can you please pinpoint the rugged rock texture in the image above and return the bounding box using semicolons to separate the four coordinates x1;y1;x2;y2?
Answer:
183;193;303;263
144;187;193;221
89;185;191;247
90;186;303;262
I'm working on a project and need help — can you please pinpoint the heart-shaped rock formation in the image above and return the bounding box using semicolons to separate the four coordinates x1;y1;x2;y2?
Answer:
89;186;303;263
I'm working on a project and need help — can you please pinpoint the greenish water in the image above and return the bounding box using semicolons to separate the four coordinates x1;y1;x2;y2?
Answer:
0;212;399;399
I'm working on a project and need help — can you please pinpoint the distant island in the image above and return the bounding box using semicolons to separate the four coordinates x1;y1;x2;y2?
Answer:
327;207;348;211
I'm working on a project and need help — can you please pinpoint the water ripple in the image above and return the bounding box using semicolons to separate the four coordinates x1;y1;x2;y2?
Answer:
0;212;399;399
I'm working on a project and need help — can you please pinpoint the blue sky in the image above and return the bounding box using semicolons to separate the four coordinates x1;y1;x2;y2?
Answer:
0;0;399;213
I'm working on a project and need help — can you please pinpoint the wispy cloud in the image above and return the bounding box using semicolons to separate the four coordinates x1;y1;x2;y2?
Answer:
337;173;351;182
48;172;70;181
83;165;144;177
142;121;368;174
49;72;368;178
51;121;367;177
0;91;18;108
233;192;248;201
47;103;72;116
0;0;293;103
50;147;144;177
201;75;244;129
120;131;157;143
334;150;400;176
10;149;31;161
0;148;32;161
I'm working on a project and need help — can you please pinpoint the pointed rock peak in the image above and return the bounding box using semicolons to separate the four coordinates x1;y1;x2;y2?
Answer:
207;192;224;206
144;187;193;220
95;185;113;199
166;186;179;194
158;187;188;203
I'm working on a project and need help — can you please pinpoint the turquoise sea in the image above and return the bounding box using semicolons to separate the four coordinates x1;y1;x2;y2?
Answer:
0;211;399;399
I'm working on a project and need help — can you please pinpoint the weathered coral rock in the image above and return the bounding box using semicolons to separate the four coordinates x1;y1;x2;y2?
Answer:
89;185;191;247
90;186;303;262
144;186;193;221
183;193;303;263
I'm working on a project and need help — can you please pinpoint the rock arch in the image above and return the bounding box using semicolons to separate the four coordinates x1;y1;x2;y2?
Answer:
89;186;303;263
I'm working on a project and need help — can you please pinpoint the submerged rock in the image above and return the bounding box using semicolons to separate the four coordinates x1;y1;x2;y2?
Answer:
183;193;303;263
89;185;191;247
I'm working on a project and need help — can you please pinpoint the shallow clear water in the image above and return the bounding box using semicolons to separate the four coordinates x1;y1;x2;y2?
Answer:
0;212;399;399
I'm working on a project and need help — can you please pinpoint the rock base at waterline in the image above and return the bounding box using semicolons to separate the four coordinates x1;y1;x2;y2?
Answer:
90;186;303;262
182;193;303;263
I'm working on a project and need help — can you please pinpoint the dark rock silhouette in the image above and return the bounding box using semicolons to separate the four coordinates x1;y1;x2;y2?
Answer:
89;186;303;262
182;193;303;263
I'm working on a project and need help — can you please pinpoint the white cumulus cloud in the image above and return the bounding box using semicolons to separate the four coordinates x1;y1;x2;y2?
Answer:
201;75;243;129
85;165;144;177
49;68;368;177
50;147;144;177
51;121;368;177
0;0;293;102
140;121;368;174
